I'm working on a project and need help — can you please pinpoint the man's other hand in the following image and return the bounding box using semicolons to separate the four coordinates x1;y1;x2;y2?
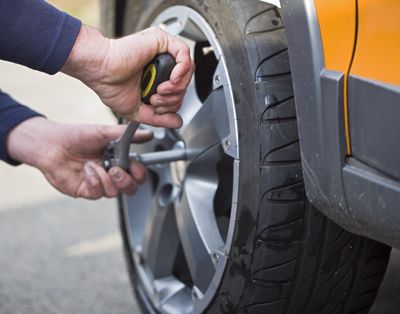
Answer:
7;117;152;199
62;26;194;129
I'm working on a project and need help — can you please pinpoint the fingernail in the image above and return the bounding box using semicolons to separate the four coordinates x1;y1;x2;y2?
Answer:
85;164;98;187
110;168;122;181
154;99;167;106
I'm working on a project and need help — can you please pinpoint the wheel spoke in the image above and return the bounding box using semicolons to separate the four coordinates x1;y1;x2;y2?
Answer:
155;277;187;305
124;179;153;249
186;143;224;181
154;9;207;42
157;10;189;36
175;145;224;293
160;284;193;314
178;78;203;132
179;88;229;152
141;172;180;279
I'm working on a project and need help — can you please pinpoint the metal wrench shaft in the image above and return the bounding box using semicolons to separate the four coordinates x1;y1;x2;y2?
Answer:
129;149;190;166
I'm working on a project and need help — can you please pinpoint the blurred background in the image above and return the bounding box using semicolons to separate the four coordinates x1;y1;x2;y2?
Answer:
0;1;397;313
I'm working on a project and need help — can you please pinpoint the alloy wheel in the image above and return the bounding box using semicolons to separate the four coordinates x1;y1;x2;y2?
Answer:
121;6;239;313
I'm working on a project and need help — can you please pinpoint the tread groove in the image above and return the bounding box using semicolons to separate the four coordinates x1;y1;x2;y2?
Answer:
264;139;300;157
257;71;292;79
263;160;301;166
264;117;297;124
264;95;294;109
247;26;285;36
253;48;289;80
260;217;303;232
303;217;329;311
285;201;311;314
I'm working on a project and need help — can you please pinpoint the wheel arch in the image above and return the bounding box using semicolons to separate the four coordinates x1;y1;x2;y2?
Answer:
280;0;365;234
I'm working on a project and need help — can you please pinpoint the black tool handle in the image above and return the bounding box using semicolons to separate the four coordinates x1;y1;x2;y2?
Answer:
141;53;176;104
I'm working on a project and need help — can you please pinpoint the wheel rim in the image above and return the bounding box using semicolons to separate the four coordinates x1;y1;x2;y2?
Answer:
122;6;239;313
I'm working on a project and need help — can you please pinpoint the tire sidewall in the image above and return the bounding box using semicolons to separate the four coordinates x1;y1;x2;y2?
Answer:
122;1;261;312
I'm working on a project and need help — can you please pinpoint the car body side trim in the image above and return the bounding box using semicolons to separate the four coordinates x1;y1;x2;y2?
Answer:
282;0;400;248
343;159;400;248
349;76;400;181
280;0;357;231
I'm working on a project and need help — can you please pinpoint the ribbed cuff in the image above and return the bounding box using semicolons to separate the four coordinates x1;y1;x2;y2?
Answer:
41;14;82;75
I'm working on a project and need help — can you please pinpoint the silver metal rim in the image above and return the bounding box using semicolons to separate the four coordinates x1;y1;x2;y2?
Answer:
122;6;239;313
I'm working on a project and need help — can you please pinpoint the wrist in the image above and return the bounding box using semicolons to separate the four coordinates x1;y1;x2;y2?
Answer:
61;25;110;85
7;117;53;169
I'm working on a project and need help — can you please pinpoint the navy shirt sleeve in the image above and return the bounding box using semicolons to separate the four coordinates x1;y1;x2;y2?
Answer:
0;0;82;74
0;0;82;165
0;91;43;165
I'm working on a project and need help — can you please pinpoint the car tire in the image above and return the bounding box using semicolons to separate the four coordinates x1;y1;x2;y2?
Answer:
118;1;391;313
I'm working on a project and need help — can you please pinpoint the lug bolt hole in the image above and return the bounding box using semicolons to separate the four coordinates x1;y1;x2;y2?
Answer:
159;183;174;207
224;139;231;150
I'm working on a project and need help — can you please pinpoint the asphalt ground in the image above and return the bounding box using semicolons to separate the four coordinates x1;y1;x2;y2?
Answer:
0;61;399;314
0;198;139;314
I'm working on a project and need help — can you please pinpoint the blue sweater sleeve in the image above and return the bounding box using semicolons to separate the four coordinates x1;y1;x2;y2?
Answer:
0;91;43;165
0;0;82;74
0;0;82;165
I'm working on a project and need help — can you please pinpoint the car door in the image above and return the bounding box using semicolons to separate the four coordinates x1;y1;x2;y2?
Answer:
347;0;400;179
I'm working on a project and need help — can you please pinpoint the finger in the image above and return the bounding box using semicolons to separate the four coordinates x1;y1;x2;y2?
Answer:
156;82;186;96
136;104;183;128
98;125;153;143
152;29;192;84
141;27;192;80
133;129;154;143
82;162;104;199
158;61;195;95
129;160;147;184
150;94;183;109
109;167;138;195
90;162;120;198
168;39;192;84
154;104;181;115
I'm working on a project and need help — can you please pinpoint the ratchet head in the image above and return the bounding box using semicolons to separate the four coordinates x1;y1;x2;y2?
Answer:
103;121;140;171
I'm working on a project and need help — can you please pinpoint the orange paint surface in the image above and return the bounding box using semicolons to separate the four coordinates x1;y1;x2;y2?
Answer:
314;0;357;154
314;0;357;73
350;0;400;86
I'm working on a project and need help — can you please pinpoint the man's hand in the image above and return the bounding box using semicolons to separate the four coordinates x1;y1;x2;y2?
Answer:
7;117;152;199
62;26;194;128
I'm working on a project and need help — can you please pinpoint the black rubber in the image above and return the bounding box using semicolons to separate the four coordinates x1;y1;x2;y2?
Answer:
118;0;391;313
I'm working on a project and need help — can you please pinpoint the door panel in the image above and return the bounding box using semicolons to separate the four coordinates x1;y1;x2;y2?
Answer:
350;0;400;85
349;0;400;178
